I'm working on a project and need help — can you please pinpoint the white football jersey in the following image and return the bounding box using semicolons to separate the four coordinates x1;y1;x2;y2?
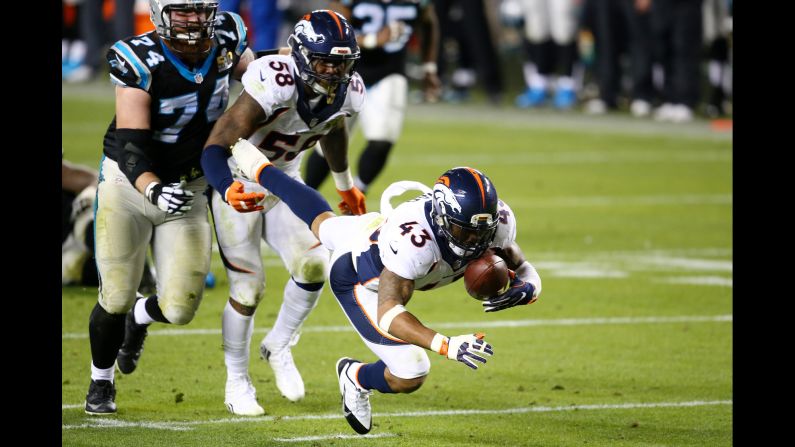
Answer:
239;54;366;176
348;193;517;292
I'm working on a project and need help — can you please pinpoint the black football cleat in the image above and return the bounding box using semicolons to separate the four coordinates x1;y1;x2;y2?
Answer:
84;379;117;415
116;308;148;374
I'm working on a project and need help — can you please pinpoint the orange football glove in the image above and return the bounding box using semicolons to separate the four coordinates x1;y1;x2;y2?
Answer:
336;187;367;215
225;180;265;213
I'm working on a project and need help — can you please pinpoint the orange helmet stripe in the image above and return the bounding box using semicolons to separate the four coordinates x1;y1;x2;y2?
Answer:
464;168;486;207
325;10;344;38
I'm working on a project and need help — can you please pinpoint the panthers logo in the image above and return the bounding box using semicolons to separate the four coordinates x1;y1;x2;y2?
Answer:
433;184;462;215
295;21;326;43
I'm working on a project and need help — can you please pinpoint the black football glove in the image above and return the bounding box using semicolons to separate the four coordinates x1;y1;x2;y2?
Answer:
482;271;537;312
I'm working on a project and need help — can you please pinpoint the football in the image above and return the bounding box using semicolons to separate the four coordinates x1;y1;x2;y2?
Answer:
464;251;510;300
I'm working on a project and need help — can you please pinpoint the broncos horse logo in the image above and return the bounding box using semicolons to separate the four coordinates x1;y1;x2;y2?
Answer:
294;20;326;43
433;184;462;216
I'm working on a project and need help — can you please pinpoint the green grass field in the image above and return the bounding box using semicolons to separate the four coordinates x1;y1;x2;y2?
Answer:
62;79;732;446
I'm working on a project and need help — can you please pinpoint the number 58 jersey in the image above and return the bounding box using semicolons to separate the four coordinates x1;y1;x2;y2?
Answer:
239;54;366;177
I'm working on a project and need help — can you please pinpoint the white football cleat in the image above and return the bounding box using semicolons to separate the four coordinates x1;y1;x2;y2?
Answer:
260;339;305;402
224;373;265;416
336;357;372;434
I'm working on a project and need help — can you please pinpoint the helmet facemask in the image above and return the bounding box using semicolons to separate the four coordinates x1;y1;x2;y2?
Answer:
152;1;218;56
288;33;359;102
435;210;498;260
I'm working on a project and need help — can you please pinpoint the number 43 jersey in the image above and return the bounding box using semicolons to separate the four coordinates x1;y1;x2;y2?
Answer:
102;12;248;184
239;54;366;177
348;194;518;293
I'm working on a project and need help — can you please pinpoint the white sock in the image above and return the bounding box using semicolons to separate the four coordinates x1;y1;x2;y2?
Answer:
556;76;574;91
223;300;254;377
263;279;321;350
91;363;114;383
134;296;156;326
529;72;547;91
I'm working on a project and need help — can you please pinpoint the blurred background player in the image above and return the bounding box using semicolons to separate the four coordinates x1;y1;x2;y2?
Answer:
303;0;441;195
62;155;157;293
513;0;579;109
649;0;703;123
200;10;367;416
228;140;542;434
84;0;254;415
218;0;284;52
580;0;655;116
62;157;100;286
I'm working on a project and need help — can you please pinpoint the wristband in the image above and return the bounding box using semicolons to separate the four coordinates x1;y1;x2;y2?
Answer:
430;333;449;355
332;168;355;191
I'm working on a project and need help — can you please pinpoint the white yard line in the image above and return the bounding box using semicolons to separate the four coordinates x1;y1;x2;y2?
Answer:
62;314;731;340
273;433;397;442
62;400;732;431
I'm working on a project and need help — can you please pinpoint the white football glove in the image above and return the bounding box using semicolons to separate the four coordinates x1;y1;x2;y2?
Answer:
438;332;493;370
145;180;194;215
231;138;271;181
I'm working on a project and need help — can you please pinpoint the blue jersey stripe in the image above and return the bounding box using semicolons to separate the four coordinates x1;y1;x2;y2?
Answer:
111;41;150;90
229;12;247;55
330;253;406;346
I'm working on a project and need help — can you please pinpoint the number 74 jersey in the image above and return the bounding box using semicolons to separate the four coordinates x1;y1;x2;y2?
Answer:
240;54;366;176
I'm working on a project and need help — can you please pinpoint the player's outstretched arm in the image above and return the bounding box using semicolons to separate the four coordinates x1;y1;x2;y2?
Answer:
377;269;493;370
201;91;267;212
230;138;335;238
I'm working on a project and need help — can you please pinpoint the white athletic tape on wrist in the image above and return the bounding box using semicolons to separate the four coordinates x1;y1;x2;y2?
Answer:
231;138;270;180
515;260;541;296
378;304;406;333
362;33;377;49
332;168;355;191
144;182;158;199
430;333;448;355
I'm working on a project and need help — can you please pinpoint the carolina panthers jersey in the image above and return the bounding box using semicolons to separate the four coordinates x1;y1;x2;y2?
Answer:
240;54;366;176
349;193;517;292
339;0;429;85
102;12;248;184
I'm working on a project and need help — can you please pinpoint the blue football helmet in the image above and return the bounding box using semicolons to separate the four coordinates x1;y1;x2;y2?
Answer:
431;167;499;260
149;0;219;55
288;10;360;98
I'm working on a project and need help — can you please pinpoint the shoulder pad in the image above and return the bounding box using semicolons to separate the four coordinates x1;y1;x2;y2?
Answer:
107;36;157;91
344;72;366;115
492;199;518;249
214;12;248;56
241;55;295;116
378;218;438;280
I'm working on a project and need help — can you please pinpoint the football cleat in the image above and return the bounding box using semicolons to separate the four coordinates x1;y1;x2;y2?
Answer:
336;357;372;434
84;379;117;415
553;87;577;109
116;302;149;374
260;338;305;402
225;373;265;416
515;87;546;108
